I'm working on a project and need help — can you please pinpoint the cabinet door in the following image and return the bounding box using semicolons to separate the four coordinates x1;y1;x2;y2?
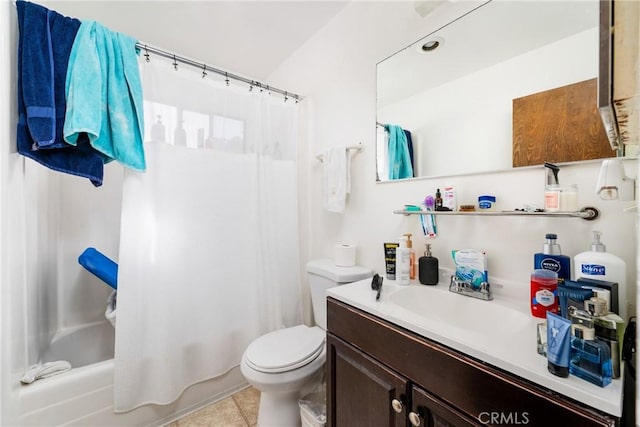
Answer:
408;386;481;427
327;334;409;427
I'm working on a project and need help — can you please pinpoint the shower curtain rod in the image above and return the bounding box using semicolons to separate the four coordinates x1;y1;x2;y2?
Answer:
135;42;302;102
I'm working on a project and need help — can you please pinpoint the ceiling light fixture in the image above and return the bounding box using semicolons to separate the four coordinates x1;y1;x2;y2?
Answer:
417;36;444;53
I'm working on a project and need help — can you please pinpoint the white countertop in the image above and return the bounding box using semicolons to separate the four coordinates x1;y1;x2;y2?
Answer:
326;276;623;417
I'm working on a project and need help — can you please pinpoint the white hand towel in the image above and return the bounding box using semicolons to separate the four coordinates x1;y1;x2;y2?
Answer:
323;146;349;213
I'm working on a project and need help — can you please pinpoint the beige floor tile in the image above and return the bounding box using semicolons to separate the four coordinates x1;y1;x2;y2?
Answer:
232;386;261;426
174;396;248;427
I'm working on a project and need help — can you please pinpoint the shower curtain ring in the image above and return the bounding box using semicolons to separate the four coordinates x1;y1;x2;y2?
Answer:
202;64;207;79
284;91;288;103
173;55;178;71
144;45;150;62
249;81;254;92
225;72;229;86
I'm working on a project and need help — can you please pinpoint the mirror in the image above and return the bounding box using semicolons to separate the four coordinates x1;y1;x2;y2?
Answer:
376;0;612;182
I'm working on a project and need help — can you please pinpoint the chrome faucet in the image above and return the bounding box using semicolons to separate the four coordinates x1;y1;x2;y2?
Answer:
449;276;493;301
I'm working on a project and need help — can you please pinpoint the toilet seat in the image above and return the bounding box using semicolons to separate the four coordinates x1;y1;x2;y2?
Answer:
244;325;325;373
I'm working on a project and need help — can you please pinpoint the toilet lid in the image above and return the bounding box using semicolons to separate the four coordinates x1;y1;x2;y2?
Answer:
245;325;325;373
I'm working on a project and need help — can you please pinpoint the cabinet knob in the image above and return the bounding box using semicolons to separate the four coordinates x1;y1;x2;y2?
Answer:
391;398;403;413
408;411;422;426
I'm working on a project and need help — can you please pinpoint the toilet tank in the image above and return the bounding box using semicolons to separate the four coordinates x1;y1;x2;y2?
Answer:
306;259;372;330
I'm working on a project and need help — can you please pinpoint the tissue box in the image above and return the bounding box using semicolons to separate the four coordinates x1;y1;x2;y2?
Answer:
451;249;488;289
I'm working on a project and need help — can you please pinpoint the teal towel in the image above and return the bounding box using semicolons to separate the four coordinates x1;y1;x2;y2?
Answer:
64;21;145;171
385;124;413;179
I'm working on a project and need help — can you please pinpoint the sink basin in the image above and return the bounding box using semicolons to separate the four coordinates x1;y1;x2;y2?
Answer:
388;286;534;339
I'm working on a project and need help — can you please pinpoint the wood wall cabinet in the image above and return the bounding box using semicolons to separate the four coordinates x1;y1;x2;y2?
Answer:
326;297;619;427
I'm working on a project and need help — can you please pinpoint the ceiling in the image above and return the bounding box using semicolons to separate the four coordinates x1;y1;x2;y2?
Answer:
43;1;349;82
377;0;599;108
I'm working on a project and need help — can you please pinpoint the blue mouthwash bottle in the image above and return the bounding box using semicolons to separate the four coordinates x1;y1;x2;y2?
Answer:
534;233;571;283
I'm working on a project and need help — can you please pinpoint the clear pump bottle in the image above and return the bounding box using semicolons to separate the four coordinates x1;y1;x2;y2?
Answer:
404;233;416;280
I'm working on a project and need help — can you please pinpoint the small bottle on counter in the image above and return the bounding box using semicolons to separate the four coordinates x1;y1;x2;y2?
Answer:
396;236;411;285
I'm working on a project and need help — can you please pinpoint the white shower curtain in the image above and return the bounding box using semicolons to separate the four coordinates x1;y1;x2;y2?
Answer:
114;57;302;412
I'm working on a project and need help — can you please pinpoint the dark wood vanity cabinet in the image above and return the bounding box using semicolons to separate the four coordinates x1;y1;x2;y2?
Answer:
326;297;619;427
328;335;408;426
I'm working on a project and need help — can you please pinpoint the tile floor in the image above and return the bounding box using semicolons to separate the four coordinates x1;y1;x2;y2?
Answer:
168;386;260;427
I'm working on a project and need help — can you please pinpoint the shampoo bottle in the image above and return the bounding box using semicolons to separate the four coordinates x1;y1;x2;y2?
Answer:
534;233;571;283
419;243;439;285
404;233;416;280
574;231;627;321
396;236;411;285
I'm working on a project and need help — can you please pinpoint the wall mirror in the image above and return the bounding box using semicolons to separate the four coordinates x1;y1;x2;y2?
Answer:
376;0;613;182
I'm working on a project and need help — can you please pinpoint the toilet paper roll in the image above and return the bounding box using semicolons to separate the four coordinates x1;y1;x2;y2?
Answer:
334;244;356;267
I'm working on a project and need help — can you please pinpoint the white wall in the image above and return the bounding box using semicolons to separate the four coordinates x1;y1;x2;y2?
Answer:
268;1;638;319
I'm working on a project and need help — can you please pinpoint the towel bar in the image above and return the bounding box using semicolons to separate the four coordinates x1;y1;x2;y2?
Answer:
316;142;363;162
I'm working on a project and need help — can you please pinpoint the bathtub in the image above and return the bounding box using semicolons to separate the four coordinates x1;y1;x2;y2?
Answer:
18;321;247;426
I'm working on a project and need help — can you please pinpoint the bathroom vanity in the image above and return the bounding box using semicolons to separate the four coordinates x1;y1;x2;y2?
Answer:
326;279;622;426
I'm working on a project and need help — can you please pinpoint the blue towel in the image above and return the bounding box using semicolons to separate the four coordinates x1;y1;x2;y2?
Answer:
403;129;415;177
385;124;413;179
64;21;146;172
78;247;118;290
16;1;104;186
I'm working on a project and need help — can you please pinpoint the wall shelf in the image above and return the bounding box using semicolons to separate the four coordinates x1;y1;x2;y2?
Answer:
393;206;599;221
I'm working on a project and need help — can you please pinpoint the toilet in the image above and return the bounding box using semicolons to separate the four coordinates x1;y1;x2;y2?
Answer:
240;259;372;427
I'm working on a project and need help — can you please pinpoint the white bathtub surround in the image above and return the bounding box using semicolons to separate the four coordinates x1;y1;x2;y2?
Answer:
18;361;248;427
114;57;302;412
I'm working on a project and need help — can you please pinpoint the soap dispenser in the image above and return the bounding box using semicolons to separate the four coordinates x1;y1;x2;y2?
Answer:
419;243;439;285
404;233;416;280
533;233;571;283
544;162;560;212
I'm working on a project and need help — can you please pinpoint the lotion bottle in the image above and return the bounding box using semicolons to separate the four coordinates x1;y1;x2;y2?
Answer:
396;236;411;285
533;233;571;283
574;231;627;321
419;243;439;285
404;233;416;280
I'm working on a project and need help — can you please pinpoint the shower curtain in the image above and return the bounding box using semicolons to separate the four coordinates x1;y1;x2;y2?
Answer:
114;56;302;412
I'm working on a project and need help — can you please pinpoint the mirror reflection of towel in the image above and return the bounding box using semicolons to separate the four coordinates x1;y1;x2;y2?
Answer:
323;146;349;213
386;124;413;179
